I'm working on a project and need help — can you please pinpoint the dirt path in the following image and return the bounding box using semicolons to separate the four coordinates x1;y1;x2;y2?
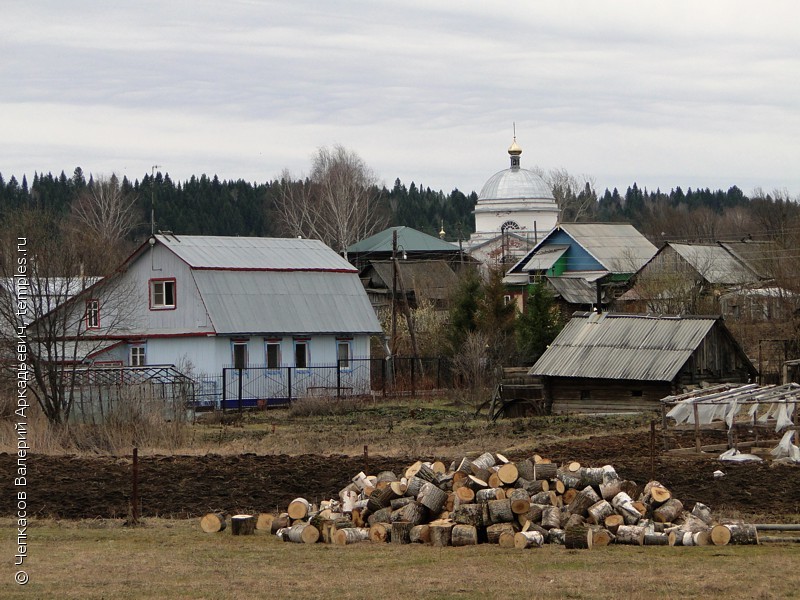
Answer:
2;432;798;519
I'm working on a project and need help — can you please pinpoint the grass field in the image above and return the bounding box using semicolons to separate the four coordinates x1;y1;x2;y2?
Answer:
2;518;798;600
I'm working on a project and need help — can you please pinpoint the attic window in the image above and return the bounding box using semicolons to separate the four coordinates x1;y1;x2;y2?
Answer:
150;278;176;310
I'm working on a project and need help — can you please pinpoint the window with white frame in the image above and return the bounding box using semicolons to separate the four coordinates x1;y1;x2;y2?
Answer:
86;299;100;329
337;341;351;369
130;345;146;367
150;279;176;309
232;341;248;370
294;341;309;369
266;342;281;369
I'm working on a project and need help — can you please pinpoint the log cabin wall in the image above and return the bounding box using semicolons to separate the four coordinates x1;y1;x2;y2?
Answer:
546;377;670;414
675;325;756;386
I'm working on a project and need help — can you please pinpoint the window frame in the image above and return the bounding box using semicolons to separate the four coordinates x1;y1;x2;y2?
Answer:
232;340;249;370
130;345;146;367
294;340;309;370
149;278;177;311
265;341;282;370
336;340;351;370
85;299;100;329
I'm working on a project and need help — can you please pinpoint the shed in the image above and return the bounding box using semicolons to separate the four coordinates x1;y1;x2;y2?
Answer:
529;311;757;413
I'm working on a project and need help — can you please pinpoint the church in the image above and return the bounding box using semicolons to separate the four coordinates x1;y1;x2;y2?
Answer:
466;137;560;269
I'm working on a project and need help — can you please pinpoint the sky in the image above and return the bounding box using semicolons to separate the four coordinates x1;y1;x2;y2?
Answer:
3;1;800;198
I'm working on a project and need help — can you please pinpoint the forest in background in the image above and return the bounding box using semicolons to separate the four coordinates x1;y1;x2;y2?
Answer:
0;166;798;254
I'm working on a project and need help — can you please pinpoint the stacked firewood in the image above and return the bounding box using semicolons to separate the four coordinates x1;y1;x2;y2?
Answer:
207;452;759;548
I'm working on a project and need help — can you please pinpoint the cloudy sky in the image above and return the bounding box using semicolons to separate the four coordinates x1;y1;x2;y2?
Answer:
3;1;799;197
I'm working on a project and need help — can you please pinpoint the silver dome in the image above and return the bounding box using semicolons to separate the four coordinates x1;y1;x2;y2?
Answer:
478;168;555;202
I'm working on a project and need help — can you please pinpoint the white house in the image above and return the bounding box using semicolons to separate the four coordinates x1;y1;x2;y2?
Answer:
75;235;383;403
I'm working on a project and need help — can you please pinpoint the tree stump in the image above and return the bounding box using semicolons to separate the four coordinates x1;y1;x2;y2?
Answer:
231;515;255;536
564;525;593;549
391;521;414;544
409;524;431;544
451;524;478;546
429;520;455;547
514;530;545;549
333;527;369;546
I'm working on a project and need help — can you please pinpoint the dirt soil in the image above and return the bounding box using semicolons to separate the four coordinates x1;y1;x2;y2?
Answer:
2;430;799;519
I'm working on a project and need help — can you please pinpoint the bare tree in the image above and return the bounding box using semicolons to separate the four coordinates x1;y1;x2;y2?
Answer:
0;209;136;425
274;145;387;256
531;167;598;222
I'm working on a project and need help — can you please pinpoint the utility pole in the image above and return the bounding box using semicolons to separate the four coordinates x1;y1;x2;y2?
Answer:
150;165;162;235
391;229;398;355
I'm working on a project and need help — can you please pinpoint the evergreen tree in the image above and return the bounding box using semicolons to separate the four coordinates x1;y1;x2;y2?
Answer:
516;282;562;363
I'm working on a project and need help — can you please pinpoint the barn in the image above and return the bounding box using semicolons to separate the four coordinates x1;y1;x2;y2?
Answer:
529;311;758;413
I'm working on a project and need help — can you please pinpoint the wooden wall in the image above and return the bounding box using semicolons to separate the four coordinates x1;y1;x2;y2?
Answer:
546;377;671;414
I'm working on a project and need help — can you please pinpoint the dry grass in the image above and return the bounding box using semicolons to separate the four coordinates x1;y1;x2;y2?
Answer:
1;517;798;600
0;395;652;458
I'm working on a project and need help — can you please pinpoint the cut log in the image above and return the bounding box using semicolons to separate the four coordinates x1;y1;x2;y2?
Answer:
498;463;519;485
451;524;479;546
653;499;684;524
367;507;393;526
409;524;430;544
406;476;426;498
468;475;490;491
514;530;545;549
564;514;585;530
517;459;535;481
604;514;624;534
680;514;712;534
564;525;593;549
693;530;711;546
631;501;649;519
390;481;407;497
367;486;396;513
432;460;447;474
397;501;427;525
300;523;320;543
557;471;582;490
553;480;566;495
418;482;448;514
390;496;415;511
486;522;518;544
256;513;274;532
723;523;759;545
488;499;515;524
472;451;497;471
333;527;369;546
615;525;646;545
455;486;475;504
351;508;365;528
643;533;670;546
587;500;615;525
548;528;565;545
476;488;503;503
691;502;714;525
369;522;392;543
498;531;516;548
508;489;531;515
200;512;227;533
391;521;414;544
562;488;578;505
452;503;485;528
285;522;311;543
487;472;502;489
533;463;557;481
611;492;641;525
287;498;311;520
429;520;455;547
578;467;605;487
541;506;562;530
516;478;549;494
641;481;671;505
456;457;474;473
589;527;614;546
568;486;601;517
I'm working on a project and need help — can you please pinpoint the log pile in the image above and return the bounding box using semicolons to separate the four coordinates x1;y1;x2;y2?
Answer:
205;452;761;549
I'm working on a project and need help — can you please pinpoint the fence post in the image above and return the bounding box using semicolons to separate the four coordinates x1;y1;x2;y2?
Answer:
222;368;227;413
287;367;292;403
237;367;243;414
411;357;416;397
337;359;342;399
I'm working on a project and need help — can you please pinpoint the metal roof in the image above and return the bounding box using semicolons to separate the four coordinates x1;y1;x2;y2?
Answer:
348;227;459;254
192;270;382;335
668;243;758;285
529;312;721;381
479;168;554;201
522;245;569;271
155;235;356;271
557;223;657;273
365;260;458;302
547;276;609;305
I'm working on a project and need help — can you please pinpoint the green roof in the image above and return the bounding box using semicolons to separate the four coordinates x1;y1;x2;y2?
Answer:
348;226;459;254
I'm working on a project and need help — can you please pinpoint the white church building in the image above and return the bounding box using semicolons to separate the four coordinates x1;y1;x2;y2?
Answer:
466;138;560;269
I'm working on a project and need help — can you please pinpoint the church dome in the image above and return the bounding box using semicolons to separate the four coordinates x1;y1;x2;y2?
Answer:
479;167;554;201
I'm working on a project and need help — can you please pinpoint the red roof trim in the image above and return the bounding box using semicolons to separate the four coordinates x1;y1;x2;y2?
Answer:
189;266;357;273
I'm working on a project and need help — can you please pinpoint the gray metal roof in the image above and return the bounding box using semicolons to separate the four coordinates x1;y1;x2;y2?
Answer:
547;276;608;305
479;168;555;201
558;223;657;273
522;245;569;271
192;270;382;335
529;312;720;381
348;227;459;254
668;243;758;285
155;235;356;271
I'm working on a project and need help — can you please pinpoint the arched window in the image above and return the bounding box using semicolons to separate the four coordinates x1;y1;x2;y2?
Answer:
500;220;520;232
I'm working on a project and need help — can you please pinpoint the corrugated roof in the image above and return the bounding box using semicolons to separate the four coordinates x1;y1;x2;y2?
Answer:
717;241;774;279
547;277;607;305
522;245;569;271
155;235;356;271
558;223;657;273
367;261;458;301
192;270;382;334
529;312;719;381
669;243;757;285
348;227;459;254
